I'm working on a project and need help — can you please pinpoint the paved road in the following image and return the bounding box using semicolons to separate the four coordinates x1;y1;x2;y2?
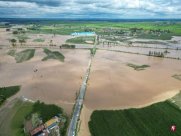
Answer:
67;36;97;136
67;58;92;136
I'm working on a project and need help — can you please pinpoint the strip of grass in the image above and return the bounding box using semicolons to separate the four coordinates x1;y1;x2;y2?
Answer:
11;101;33;136
0;86;21;106
66;36;95;44
172;74;181;81
7;49;16;56
15;49;35;63
42;48;65;62
127;63;150;71
33;38;45;42
89;101;181;136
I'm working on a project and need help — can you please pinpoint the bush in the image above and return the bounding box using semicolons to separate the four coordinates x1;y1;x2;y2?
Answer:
32;101;63;122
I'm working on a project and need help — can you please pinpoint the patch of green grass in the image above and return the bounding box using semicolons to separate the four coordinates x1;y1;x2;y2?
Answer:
11;101;33;136
0;86;21;106
127;63;150;71
66;36;95;44
33;38;45;42
172;74;181;81
89;101;181;136
42;48;65;62
15;49;35;63
7;49;16;56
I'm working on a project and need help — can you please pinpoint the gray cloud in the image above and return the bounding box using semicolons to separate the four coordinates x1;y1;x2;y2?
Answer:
0;0;180;18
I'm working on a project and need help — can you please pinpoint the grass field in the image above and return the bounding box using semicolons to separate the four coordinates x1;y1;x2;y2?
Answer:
7;49;16;56
89;100;181;136
0;86;21;106
127;63;150;71
66;36;95;44
15;49;35;63
42;48;65;62
11;101;33;136
27;22;181;40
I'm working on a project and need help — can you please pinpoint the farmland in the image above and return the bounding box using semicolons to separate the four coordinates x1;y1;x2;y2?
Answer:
89;100;181;136
0;86;21;106
42;48;65;62
66;36;95;44
7;49;35;63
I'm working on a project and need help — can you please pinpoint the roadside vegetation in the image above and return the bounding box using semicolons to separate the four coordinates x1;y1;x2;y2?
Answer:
61;44;75;49
89;99;181;136
0;86;21;106
42;48;65;62
66;36;95;44
90;48;97;56
127;63;150;71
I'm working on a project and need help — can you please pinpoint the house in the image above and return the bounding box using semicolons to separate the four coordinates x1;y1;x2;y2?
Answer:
44;116;59;131
30;125;47;136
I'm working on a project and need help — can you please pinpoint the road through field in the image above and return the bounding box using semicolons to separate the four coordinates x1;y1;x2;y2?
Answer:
67;35;97;136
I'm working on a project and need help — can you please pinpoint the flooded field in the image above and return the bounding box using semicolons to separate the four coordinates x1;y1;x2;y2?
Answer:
0;48;90;114
98;45;181;59
78;50;181;136
85;50;181;109
0;28;72;47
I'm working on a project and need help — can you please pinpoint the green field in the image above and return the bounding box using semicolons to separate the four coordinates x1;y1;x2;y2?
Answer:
15;49;35;63
11;100;33;136
0;86;21;106
42;48;65;62
66;36;95;44
127;63;150;71
27;22;181;40
89;100;181;136
7;49;16;56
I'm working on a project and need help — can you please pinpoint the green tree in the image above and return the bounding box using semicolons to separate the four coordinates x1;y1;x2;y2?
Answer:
10;39;17;47
19;39;26;46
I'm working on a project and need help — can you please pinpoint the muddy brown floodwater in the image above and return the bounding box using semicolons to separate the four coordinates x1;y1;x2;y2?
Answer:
79;50;181;136
0;48;90;115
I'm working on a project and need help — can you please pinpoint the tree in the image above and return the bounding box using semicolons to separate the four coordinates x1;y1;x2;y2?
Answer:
10;39;17;47
12;31;18;34
19;39;26;46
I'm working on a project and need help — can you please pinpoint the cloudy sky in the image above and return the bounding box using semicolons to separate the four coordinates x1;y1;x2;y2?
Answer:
0;0;180;18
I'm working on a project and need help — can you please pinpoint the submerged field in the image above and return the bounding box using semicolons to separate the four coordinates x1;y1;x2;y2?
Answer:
0;48;90;114
85;50;181;109
89;100;181;136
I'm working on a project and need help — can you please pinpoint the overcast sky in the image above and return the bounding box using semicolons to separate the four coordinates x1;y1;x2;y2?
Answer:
0;0;180;18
